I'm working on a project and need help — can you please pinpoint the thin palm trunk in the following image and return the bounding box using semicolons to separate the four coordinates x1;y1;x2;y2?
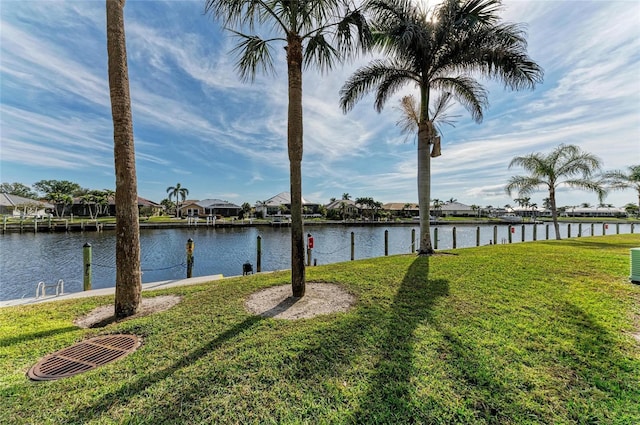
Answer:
549;186;561;240
287;34;305;297
107;0;141;318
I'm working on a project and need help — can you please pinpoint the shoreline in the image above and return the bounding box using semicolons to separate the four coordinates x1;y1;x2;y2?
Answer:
1;217;636;234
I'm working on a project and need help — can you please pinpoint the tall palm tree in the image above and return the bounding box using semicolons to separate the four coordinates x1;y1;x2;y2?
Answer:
340;0;543;255
603;165;640;216
106;0;141;318
166;183;189;218
205;0;370;297
506;144;604;240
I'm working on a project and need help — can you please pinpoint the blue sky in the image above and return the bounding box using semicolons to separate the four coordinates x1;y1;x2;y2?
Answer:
1;0;638;209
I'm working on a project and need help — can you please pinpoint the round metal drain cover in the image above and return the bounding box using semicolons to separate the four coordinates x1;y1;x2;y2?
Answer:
27;334;141;381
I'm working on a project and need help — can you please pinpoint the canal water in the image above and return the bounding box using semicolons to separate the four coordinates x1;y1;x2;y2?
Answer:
0;222;634;301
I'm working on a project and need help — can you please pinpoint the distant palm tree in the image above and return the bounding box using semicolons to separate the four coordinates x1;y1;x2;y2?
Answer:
342;193;352;201
241;202;252;218
470;204;480;218
603;165;640;216
107;0;141;318
340;0;543;255
339;201;347;220
166;183;189;218
506;144;604;240
205;0;370;298
432;199;444;218
403;202;412;218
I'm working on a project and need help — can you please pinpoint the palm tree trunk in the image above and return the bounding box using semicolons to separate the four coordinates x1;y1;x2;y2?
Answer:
417;119;434;255
107;0;142;318
549;186;561;240
287;34;306;297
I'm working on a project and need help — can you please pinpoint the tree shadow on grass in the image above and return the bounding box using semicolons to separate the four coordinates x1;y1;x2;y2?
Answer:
0;326;78;347
64;314;263;424
350;256;449;423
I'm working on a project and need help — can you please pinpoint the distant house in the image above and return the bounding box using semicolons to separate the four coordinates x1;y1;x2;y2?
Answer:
256;192;321;217
563;206;626;218
438;201;475;217
0;193;54;218
383;203;419;217
180;199;242;217
325;199;360;218
508;205;547;218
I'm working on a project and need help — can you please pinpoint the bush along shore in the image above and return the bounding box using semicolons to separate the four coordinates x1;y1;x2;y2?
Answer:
1;235;639;424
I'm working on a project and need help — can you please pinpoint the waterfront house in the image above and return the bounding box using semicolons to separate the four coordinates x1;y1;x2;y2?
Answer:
325;199;360;219
256;192;321;218
0;193;53;218
180;199;242;217
439;201;476;217
383;203;419;218
563;206;626;218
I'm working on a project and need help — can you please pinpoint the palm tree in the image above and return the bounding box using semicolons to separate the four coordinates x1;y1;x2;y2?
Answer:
470;204;480;218
241;202;252;219
166;183;189;218
79;192;98;219
432;198;444;218
403;202;411;218
340;0;542;255
603;165;640;216
342;193;352;200
506;144;604;240
47;192;73;218
107;0;141;318
205;0;370;297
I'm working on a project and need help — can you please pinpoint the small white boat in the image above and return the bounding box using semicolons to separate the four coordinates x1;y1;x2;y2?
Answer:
498;213;523;223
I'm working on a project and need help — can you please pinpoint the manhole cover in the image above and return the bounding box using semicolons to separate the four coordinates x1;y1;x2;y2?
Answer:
27;334;141;381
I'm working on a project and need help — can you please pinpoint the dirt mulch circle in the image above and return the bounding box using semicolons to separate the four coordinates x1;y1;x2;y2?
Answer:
74;295;182;328
245;282;356;320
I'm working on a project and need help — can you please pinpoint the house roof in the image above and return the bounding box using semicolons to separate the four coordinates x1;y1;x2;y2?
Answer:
195;199;241;209
138;197;162;207
325;199;358;209
259;192;318;206
0;192;53;208
440;201;473;211
383;203;419;211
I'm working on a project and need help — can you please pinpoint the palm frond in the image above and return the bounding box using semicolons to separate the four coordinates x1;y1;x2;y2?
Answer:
229;31;277;82
394;95;420;137
303;32;339;73
432;75;487;123
430;92;460;130
505;175;544;197
339;58;416;113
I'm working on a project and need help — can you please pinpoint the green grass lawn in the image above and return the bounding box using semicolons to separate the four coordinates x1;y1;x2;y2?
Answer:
1;235;639;424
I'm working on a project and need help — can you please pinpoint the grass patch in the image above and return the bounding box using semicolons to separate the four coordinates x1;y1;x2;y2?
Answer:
1;235;639;424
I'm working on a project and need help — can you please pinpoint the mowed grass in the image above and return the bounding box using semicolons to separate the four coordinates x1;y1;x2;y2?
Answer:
1;235;639;424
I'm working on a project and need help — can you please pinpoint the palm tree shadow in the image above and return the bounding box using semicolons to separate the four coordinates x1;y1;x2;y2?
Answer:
66;315;262;423
353;256;449;422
